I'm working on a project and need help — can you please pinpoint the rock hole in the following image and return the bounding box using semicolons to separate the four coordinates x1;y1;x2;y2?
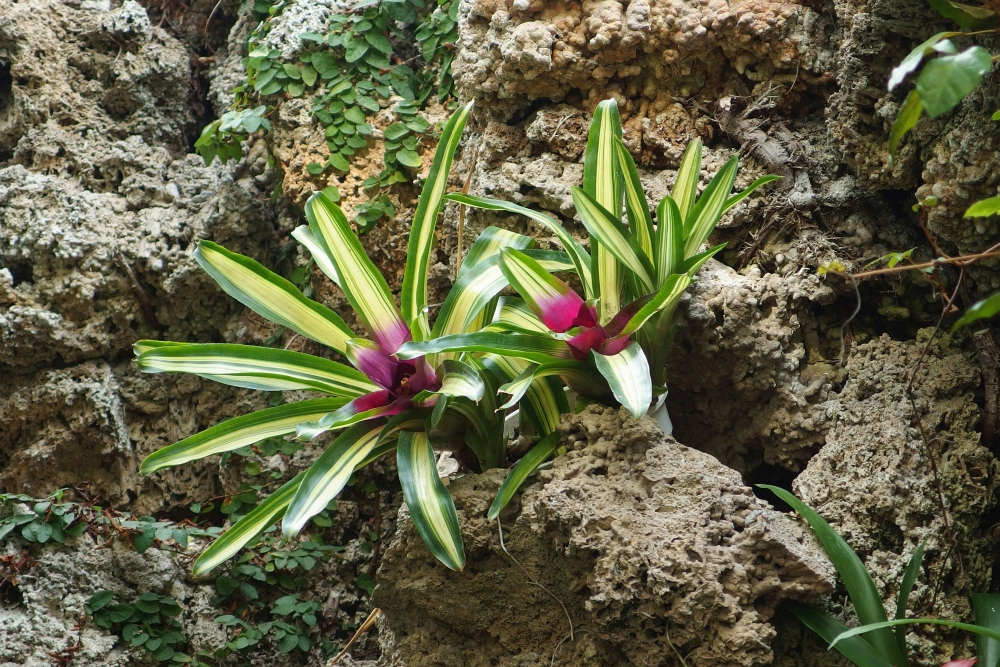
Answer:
4;261;33;287
746;462;797;512
0;59;12;114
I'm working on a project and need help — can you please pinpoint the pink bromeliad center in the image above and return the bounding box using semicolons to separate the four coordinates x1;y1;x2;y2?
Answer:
348;338;441;414
544;294;651;360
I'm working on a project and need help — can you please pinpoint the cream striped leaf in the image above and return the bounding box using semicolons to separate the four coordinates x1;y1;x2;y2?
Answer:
654;195;685;285
353;410;430;471
195;241;355;355
492;297;548;333
401;102;474;338
671;139;702;220
444;194;594;299
592;341;652;420
397;332;574;364
140;398;349;473
497;358;603;410
683;242;726;276
584;99;625;322
282;423;383;536
611;273;692;340
572;186;654;293
614;136;654;262
192;472;304;577
487;432;560;520
483;355;568;435
135;343;377;396
684;156;738;257
459;226;533;277
305;191;409;353
432;250;573;338
397;430;465;570
291;224;341;287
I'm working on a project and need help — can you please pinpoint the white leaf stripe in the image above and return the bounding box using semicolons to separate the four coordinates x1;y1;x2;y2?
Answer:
671;139;702;220
654;195;684;285
397;431;465;570
292;224;341;286
614;274;692;339
459;226;533;277
592;342;652;421
498;359;593;409
492;297;548;333
499;248;572;314
437;359;485;402
572;187;654;293
487;432;560;520
192;472;304;577
443;194;594;299
195;241;355;355
305;192;406;349
140;398;349;473
432;251;574;338
401;102;474;334
397;332;574;364
614;137;654;262
585;100;624;323
282;423;383;536
684;156;738;257
483;355;568;435
135;343;377;397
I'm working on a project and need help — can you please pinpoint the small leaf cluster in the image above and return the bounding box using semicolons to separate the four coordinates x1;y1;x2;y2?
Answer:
206;536;340;659
194;107;270;167
0;490;87;544
887;2;999;164
87;590;204;667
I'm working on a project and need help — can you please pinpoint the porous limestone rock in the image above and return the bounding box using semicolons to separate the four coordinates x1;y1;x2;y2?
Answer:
374;407;835;667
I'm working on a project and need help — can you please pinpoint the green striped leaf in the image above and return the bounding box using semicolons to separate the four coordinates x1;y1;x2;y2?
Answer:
305;191;409;353
282;423;383;536
459;226;533;277
492;297;548;333
682;243;725;276
444;194;594;299
684;156;738;257
291;224;341;286
483;355;568;436
195;241;355;355
572;186;654;293
192;473;304;577
354;410;430;470
397;332;573;364
760;485;906;667
487;431;560;520
671;139;702;220
972;594;1000;667
499;248;589;333
498;358;604;409
722;175;781;214
140;398;348;474
610;273;691;340
433;250;573;339
614;137;654;262
584;99;625;322
397;431;465;570
654;195;684;285
295;394;403;440
135;343;377;396
784;602;894;667
401;102;474;338
592;341;651;420
436;359;485;402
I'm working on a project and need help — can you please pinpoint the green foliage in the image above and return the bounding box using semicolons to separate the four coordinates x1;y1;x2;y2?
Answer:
887;4;997;163
763;485;1000;667
195;0;460;232
951;292;1000;331
87;590;204;667
0;489;87;544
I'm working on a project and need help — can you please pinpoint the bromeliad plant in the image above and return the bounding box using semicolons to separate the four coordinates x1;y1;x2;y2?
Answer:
763;485;1000;667
407;99;778;425
134;103;576;574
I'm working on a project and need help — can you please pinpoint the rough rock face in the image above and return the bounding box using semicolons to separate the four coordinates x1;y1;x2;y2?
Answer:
375;407;835;667
794;332;998;665
0;0;290;509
